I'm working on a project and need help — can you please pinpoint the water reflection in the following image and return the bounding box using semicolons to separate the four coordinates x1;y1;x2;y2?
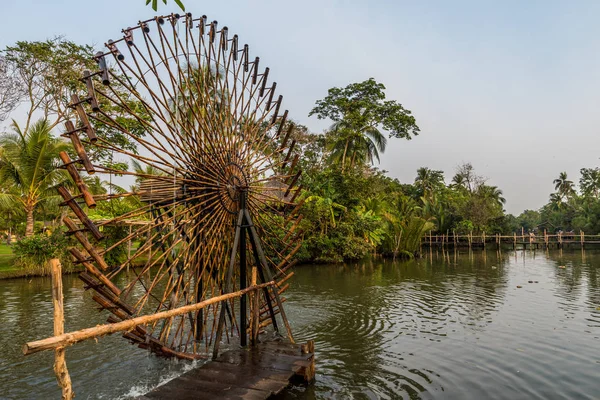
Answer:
1;250;600;399
283;250;599;400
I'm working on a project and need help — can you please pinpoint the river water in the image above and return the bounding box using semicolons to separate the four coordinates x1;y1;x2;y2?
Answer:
1;250;599;399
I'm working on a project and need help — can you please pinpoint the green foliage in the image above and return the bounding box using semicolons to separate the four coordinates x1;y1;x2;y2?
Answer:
0;118;69;236
101;226;129;268
309;78;419;171
2;37;148;163
309;78;420;140
12;230;74;276
146;0;185;11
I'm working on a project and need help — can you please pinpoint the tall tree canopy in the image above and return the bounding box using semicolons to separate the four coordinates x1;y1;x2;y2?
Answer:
309;78;420;140
309;78;419;170
2;38;148;162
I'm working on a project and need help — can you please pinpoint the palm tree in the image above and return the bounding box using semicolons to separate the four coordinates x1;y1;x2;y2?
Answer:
579;168;600;199
0;119;69;236
327;118;387;170
478;185;506;207
131;159;166;187
553;172;575;200
304;194;347;234
414;167;445;199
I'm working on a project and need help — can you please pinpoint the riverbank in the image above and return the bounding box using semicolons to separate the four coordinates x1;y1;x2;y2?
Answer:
0;243;159;280
0;244;19;279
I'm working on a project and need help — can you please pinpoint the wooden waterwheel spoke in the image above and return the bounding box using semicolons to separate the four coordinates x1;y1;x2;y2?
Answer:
58;13;303;359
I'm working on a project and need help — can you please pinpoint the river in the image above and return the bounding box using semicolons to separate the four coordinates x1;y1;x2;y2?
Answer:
1;249;599;399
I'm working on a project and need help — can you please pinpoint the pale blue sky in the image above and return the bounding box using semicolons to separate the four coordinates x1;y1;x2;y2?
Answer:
1;0;599;214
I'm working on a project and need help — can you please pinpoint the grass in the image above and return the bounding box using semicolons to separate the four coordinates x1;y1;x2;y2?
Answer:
0;243;18;277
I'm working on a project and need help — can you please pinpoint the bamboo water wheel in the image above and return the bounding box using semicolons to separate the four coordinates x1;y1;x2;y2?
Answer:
56;13;303;360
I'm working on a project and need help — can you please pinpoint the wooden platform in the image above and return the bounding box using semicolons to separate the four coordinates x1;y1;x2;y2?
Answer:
137;339;315;400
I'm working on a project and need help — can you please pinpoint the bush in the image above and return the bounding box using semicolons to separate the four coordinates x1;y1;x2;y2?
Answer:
101;225;129;268
12;230;75;276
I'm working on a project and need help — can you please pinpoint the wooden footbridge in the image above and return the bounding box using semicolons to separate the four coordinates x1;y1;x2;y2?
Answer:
139;339;315;400
422;230;600;250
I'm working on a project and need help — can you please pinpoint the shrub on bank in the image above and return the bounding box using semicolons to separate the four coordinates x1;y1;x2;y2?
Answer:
12;230;75;276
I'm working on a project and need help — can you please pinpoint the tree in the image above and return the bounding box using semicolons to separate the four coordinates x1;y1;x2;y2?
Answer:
579;168;600;198
478;185;506;207
326;121;387;169
0;119;69;236
414;167;445;199
553;171;575;200
2;38;148;162
309;78;419;169
452;162;484;194
0;56;25;120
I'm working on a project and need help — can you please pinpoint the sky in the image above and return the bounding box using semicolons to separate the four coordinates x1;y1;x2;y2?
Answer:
1;0;600;214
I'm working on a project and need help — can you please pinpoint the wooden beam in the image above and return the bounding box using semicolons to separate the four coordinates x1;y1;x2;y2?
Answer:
23;281;275;355
50;259;74;400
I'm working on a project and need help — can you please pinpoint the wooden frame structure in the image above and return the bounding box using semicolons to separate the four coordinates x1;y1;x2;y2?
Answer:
25;13;305;367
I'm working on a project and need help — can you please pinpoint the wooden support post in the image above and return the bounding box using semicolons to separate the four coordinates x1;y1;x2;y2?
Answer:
482;231;486;248
250;266;259;346
298;339;316;383
558;231;562;248
50;259;74;400
468;231;472;249
581;230;585;249
513;232;516;249
240;201;247;348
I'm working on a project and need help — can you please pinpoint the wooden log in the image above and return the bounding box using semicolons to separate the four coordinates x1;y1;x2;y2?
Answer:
50;259;74;400
276;272;294;288
279;123;293;151
63;217;109;270
275;242;302;271
71;94;97;142
79;272;134;315
83;70;100;111
23;281;275;355
274;259;297;280
64;121;95;174
58;186;103;241
59;151;96;208
283;215;303;243
69;248;120;295
285;154;300;174
284;170;302;197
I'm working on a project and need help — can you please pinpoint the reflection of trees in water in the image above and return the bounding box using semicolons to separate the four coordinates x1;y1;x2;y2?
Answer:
546;250;600;325
408;249;510;328
546;250;585;309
